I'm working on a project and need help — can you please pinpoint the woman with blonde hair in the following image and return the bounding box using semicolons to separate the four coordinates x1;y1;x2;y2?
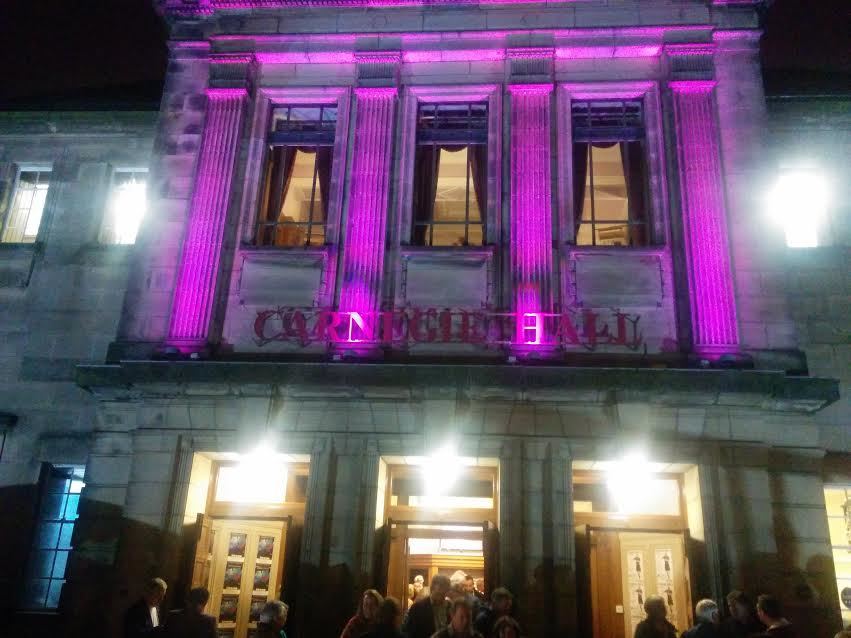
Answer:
340;589;384;638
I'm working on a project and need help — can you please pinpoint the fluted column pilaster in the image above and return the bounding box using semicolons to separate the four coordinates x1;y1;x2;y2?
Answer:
670;81;739;355
168;88;247;347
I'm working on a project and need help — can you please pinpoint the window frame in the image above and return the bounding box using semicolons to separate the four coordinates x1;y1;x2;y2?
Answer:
98;166;149;246
556;83;670;249
256;105;338;248
1;164;52;245
240;88;351;253
397;86;502;249
410;102;489;248
20;463;86;611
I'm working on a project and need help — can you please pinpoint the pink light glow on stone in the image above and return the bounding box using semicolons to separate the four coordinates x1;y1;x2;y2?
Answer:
670;81;739;356
168;89;247;347
509;84;553;348
338;87;397;334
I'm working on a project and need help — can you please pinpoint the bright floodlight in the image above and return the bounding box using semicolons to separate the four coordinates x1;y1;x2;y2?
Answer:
215;446;288;504
767;170;828;248
422;444;460;501
111;178;147;244
606;451;653;514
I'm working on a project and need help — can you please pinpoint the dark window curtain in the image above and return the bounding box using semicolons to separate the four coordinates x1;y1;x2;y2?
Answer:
315;147;333;222
412;145;440;245
260;146;297;245
572;143;589;238
620;141;648;246
468;144;488;225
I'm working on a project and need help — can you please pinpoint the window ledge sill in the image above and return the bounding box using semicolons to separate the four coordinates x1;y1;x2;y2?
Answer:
565;244;667;256
400;245;496;261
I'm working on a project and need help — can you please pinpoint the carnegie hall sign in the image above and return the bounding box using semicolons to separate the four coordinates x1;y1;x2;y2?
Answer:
253;307;644;350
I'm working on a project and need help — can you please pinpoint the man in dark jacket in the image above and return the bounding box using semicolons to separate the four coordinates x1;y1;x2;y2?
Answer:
720;591;763;638
431;598;483;638
681;599;721;638
756;595;797;638
124;578;168;638
474;588;513;638
163;587;216;638
402;574;451;638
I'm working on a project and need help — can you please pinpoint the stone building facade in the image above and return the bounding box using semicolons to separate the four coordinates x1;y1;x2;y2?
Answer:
0;1;849;638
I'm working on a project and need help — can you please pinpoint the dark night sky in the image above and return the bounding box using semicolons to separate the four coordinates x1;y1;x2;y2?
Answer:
0;0;848;105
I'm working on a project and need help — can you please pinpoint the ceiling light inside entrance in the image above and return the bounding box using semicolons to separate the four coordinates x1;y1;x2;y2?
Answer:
606;451;654;515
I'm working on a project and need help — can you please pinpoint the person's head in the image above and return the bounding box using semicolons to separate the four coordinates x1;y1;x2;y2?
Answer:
491;588;514;616
474;578;484;592
430;574;451;604
448;583;467;602
449;598;473;633
493;615;522;638
450;570;468;589
644;595;668;621
756;594;783;625
359;589;383;622
695;599;720;625
377;597;403;629
413;575;424;592
186;587;210;613
143;578;167;607
463;574;475;594
259;600;289;629
726;591;753;623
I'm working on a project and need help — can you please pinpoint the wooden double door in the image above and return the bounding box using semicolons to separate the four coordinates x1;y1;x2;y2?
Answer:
577;528;692;638
196;518;288;638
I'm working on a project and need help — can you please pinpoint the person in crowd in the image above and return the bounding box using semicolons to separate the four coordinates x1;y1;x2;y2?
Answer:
363;597;404;638
163;587;216;638
412;575;427;602
634;595;678;638
256;600;290;638
463;575;476;596
340;589;384;638
834;631;851;638
721;591;763;638
681;599;721;638
449;582;468;603
474;587;514;638
473;578;487;603
124;577;168;638
755;595;797;638
492;616;522;638
401;574;451;638
431;598;483;638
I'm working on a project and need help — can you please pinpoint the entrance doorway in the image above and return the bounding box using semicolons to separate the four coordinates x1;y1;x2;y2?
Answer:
579;528;690;638
573;462;703;638
377;457;499;606
182;452;310;638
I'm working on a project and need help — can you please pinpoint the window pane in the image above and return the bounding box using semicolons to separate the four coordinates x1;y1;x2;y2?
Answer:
2;170;50;244
36;523;61;549
575;142;647;247
47;474;71;494
46;579;65;608
40;494;67;520
22;579;49;608
257;147;329;247
58;523;74;550
52;550;69;578
28;550;56;578
64;494;80;521
100;171;147;245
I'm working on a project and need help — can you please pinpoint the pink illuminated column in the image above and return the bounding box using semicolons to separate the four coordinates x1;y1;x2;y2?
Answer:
509;85;554;341
168;88;246;347
670;81;739;355
338;88;397;321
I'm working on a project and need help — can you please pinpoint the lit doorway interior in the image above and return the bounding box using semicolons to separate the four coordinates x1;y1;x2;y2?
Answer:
377;456;499;607
573;460;704;638
182;452;310;638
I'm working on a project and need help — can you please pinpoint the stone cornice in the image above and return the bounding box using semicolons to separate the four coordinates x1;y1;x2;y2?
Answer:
76;361;839;414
